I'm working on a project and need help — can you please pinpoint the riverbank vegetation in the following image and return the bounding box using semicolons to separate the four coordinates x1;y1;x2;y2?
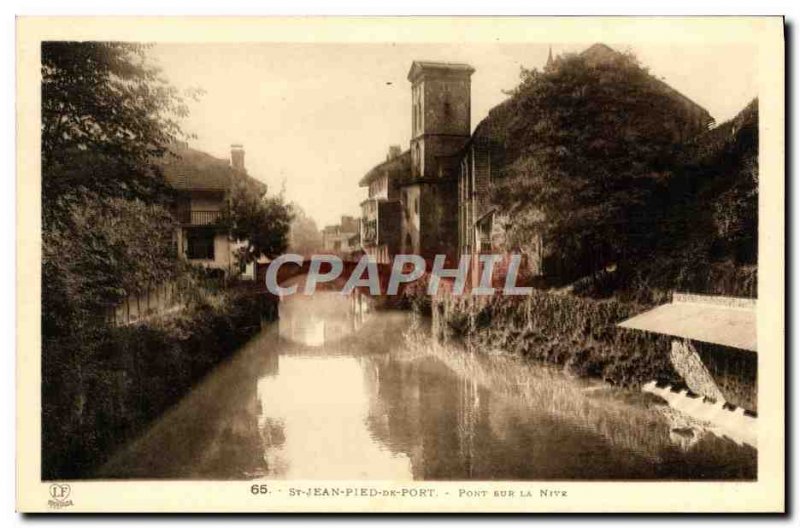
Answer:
41;42;288;478
42;283;273;478
489;49;758;302
432;292;680;388
429;49;758;387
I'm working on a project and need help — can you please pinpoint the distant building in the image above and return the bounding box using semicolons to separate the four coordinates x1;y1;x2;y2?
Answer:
161;142;265;279
322;215;360;255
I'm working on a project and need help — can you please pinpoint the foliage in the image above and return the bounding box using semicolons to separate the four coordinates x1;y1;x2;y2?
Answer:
43;289;276;479
42;193;180;338
40;42;195;478
287;203;323;256
41;42;194;209
222;174;293;264
38;42;289;480
588;99;759;301
491;50;702;281
41;41;192;340
435;292;680;388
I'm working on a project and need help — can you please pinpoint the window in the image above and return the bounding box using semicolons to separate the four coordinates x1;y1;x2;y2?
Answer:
414;197;419;215
186;228;215;260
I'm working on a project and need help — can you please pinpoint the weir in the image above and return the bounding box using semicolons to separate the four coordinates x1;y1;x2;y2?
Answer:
641;382;757;448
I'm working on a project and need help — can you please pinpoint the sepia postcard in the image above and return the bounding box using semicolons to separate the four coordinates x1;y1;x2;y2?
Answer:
16;16;785;513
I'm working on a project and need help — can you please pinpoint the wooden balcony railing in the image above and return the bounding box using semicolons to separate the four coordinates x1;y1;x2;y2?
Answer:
178;209;222;226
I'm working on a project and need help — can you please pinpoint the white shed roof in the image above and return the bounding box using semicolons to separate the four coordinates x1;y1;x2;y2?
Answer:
618;293;757;352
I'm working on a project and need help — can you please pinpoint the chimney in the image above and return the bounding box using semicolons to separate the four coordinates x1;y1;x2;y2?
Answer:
231;144;245;171
387;145;402;161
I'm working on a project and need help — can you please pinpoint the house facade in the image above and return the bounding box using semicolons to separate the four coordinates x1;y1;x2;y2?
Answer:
358;146;408;263
162;142;265;279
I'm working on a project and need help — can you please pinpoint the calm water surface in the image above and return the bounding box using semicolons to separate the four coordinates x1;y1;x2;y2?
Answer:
99;288;756;480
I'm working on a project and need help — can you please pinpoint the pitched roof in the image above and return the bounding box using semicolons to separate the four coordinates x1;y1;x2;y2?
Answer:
579;43;620;64
359;149;411;187
160;145;266;195
160;147;233;191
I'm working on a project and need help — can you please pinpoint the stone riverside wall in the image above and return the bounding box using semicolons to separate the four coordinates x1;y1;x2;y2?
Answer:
431;291;682;388
690;341;757;412
669;339;727;402
42;290;277;479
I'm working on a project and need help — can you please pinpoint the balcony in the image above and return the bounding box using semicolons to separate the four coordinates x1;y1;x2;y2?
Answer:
361;218;377;246
178;209;222;226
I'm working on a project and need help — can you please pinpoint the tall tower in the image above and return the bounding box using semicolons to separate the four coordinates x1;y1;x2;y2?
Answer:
402;61;474;259
408;61;474;179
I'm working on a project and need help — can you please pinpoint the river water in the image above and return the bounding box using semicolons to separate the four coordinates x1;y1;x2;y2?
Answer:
99;288;756;481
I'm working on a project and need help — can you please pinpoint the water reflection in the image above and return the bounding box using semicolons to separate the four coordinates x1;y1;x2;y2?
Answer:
99;288;756;480
277;290;370;347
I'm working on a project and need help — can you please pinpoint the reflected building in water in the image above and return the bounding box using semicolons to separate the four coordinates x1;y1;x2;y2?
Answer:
99;291;756;481
358;324;757;480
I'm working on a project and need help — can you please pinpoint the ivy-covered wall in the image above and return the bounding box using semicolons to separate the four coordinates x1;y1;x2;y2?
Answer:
432;291;682;388
41;290;277;479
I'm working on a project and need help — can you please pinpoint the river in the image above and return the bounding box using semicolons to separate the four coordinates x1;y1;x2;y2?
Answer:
99;287;756;481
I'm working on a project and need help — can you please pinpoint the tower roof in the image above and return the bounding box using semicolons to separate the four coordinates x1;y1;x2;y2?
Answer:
407;61;475;82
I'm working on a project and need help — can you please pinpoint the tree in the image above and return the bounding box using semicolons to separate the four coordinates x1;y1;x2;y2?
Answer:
223;174;293;265
41;42;191;335
42;42;193;216
491;50;700;281
287;204;323;256
622;99;759;299
39;42;198;480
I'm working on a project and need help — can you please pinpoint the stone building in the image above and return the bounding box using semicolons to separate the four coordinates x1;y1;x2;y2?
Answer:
358;45;711;277
359;61;474;263
457;99;546;287
402;61;475;259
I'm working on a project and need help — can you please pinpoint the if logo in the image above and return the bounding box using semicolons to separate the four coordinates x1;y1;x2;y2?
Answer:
47;483;73;509
49;483;70;499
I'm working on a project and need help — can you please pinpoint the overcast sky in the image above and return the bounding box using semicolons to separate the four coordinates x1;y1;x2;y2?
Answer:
149;42;757;228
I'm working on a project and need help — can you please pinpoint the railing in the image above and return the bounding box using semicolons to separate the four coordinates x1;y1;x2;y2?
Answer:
178;210;222;226
361;218;377;245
